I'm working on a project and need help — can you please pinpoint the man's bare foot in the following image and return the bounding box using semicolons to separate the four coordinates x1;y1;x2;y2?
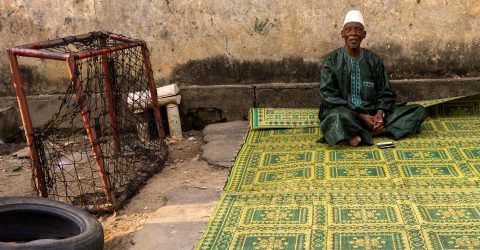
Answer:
349;135;362;147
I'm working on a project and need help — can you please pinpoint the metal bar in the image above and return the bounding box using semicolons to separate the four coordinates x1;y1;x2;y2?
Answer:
16;33;94;50
10;48;69;61
76;42;144;59
100;38;121;153
13;32;141;60
7;50;48;197
13;41;143;60
65;56;117;206
141;45;165;139
106;32;141;44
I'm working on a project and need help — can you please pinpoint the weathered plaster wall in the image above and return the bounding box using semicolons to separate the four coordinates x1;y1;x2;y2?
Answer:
1;0;480;96
1;0;480;131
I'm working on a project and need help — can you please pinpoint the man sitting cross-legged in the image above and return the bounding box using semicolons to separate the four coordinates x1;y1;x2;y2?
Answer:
318;10;426;147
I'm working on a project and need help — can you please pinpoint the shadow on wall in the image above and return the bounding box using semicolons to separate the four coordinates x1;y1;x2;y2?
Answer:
369;40;480;79
168;40;480;87
3;41;480;97
181;108;227;131
0;62;71;97
0;64;14;97
0;106;22;143
168;56;322;86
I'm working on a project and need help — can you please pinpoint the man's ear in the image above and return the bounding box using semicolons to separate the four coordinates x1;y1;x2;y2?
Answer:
362;30;367;39
341;29;346;38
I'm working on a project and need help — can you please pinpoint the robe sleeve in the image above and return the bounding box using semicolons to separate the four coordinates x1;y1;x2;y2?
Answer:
320;55;358;111
374;60;396;112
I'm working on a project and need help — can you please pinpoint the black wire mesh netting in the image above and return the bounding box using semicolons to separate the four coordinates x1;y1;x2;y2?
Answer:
25;33;168;213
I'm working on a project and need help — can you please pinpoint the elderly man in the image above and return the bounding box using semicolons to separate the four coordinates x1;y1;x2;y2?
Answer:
319;10;426;146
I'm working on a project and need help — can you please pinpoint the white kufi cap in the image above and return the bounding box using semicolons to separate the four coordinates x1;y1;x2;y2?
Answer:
343;10;364;26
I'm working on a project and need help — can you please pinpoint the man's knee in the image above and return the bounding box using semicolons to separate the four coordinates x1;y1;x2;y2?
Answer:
410;104;427;121
417;105;426;117
321;107;357;131
325;106;356;120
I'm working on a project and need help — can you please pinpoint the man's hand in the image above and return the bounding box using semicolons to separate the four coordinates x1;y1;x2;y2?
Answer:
357;113;376;130
372;110;384;131
358;110;385;133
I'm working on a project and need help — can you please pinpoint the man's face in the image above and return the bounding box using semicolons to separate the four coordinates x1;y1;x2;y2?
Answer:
341;22;366;49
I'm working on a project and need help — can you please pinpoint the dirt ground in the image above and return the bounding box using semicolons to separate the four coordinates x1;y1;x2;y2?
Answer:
0;142;36;197
0;130;230;249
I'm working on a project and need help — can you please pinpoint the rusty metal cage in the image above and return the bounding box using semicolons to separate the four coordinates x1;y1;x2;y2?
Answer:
7;32;168;213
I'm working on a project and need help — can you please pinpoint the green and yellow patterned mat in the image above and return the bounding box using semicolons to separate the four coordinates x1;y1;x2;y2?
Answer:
197;94;480;249
249;95;468;130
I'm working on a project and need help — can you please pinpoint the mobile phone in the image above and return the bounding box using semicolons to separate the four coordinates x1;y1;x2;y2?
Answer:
377;141;394;149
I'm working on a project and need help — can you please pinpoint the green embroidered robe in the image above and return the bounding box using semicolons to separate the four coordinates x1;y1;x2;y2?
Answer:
319;48;426;145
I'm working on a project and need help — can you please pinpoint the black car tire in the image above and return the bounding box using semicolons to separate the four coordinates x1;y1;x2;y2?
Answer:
0;197;103;250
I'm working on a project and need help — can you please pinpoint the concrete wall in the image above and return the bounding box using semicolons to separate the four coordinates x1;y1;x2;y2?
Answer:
1;0;480;94
1;0;480;131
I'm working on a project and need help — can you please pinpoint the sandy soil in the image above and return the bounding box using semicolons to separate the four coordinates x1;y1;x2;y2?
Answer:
0;142;36;197
0;130;230;249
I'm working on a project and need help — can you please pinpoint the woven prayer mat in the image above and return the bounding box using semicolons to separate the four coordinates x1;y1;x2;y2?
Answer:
196;94;480;250
249;95;469;130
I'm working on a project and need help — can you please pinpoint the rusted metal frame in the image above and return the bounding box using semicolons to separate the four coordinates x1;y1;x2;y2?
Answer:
7;49;48;197
16;33;94;50
10;48;69;61
141;45;165;139
65;56;117;206
12;31;141;61
76;41;144;59
106;32;142;44
11;41;143;61
100;38;121;153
